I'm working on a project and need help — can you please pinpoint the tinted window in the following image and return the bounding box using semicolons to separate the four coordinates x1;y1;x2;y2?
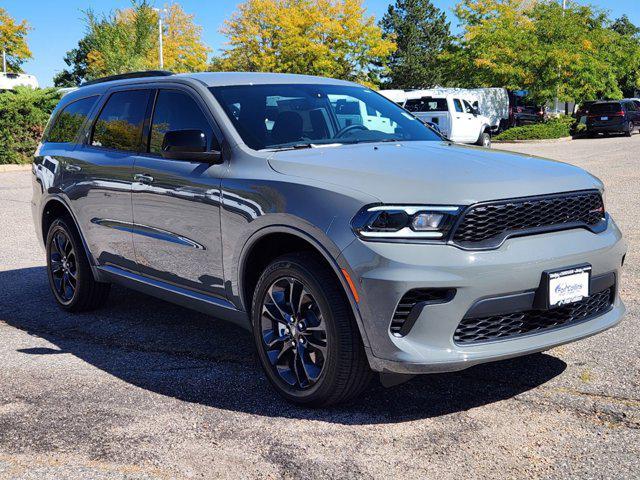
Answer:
91;90;151;151
149;90;216;154
210;84;441;150
405;97;448;112
46;96;98;143
590;102;622;114
624;101;636;111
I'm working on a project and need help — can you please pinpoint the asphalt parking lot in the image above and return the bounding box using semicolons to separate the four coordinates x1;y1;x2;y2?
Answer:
0;135;638;479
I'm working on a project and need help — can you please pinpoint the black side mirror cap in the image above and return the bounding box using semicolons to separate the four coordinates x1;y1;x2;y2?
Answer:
161;129;223;164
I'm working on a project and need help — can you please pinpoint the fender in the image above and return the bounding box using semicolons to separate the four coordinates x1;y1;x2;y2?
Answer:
237;224;371;349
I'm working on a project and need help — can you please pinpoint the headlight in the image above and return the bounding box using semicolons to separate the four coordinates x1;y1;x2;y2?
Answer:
352;205;461;240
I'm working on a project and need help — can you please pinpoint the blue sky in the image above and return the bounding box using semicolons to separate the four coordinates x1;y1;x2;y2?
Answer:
3;0;639;87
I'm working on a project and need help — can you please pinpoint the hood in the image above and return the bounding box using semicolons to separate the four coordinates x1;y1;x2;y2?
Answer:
267;141;602;205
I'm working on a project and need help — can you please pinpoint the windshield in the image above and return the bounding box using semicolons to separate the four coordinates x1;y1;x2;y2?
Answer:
209;84;441;150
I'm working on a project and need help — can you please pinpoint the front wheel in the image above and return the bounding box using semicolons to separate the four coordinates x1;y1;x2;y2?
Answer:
476;131;491;148
251;253;372;407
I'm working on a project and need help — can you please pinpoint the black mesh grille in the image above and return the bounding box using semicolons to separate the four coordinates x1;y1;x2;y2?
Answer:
452;191;604;247
454;288;614;345
391;289;454;336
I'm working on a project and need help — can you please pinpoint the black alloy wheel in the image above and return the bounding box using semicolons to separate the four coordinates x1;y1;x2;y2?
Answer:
251;253;372;407
260;276;328;389
48;227;78;305
46;217;110;311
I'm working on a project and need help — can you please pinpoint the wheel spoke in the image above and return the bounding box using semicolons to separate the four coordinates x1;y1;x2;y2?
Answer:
289;280;304;315
268;286;290;321
304;309;325;332
50;259;63;274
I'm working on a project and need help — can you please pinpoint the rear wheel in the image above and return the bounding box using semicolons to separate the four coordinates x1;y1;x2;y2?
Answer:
251;253;372;407
46;217;110;311
625;121;634;137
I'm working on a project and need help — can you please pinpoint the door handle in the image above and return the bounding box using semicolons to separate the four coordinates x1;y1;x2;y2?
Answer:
133;173;154;184
65;164;81;172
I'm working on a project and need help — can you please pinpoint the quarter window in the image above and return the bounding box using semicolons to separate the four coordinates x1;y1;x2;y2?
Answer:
46;96;98;143
91;90;151;152
149;90;215;154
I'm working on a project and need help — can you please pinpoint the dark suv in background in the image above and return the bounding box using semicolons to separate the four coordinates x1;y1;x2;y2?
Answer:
587;100;640;137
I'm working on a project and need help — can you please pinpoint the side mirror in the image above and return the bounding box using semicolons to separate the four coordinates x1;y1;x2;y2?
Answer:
161;129;222;163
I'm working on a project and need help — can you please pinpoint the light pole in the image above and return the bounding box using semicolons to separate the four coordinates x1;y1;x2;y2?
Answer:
153;8;167;69
2;49;6;75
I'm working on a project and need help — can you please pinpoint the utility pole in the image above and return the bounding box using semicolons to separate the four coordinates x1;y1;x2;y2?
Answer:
2;49;6;75
153;8;167;69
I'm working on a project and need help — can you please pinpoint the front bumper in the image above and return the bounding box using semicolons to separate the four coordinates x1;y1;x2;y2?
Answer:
339;220;627;374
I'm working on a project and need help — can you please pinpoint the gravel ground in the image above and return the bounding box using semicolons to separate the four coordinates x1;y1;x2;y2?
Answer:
0;135;638;479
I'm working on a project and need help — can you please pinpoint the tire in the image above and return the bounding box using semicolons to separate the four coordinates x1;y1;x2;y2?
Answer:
46;217;110;311
251;252;372;407
476;131;491;148
625;121;633;137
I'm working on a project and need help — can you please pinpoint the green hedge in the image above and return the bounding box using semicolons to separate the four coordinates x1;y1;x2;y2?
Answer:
0;87;61;165
495;116;576;141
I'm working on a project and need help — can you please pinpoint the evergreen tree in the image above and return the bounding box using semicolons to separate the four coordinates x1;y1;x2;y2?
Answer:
380;0;452;88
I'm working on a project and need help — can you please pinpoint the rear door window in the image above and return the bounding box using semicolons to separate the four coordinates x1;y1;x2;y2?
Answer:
404;98;447;112
149;90;216;154
91;90;151;152
45;96;98;144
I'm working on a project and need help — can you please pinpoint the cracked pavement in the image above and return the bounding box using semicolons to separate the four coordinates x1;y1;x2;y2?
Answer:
0;134;638;479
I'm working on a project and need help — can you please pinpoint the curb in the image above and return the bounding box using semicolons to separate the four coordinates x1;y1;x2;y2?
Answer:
0;164;31;173
493;136;574;144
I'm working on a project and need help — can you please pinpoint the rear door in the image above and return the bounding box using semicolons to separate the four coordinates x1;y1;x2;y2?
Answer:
65;88;152;270
131;87;226;297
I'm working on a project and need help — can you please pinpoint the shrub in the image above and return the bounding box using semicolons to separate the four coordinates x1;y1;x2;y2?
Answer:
495;116;575;141
0;87;61;164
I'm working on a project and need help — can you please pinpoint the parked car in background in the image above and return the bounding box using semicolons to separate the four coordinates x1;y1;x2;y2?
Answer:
33;71;626;407
509;91;546;126
402;93;493;146
587;100;640;137
0;72;39;90
380;87;509;134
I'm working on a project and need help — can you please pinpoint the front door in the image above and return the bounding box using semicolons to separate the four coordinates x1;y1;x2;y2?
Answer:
131;88;226;297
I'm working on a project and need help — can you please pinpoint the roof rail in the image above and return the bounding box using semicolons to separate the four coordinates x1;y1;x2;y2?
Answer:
80;70;173;87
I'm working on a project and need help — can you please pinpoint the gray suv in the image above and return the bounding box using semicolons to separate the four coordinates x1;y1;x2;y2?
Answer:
32;71;626;406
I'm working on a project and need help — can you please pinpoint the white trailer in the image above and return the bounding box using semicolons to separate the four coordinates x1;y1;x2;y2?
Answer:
0;72;39;90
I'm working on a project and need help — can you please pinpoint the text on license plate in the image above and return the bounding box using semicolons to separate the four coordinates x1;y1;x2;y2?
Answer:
548;266;591;307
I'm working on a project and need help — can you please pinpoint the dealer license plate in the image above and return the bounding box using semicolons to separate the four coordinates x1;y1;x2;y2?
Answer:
547;265;591;308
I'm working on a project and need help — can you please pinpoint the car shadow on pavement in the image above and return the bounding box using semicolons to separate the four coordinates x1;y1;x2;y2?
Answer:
0;267;567;425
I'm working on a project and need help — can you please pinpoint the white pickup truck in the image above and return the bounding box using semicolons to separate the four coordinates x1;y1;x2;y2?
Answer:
380;89;496;147
403;94;493;147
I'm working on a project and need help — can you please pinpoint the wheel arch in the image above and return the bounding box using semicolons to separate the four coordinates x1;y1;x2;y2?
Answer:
41;196;97;269
238;226;370;348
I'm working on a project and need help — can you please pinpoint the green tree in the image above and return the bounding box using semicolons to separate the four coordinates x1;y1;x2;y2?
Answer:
213;0;396;87
609;15;640;97
0;8;32;72
442;0;636;102
55;1;210;85
380;0;452;88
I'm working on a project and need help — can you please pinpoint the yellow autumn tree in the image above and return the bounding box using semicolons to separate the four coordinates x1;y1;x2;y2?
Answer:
212;0;396;87
84;1;209;79
0;8;32;72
